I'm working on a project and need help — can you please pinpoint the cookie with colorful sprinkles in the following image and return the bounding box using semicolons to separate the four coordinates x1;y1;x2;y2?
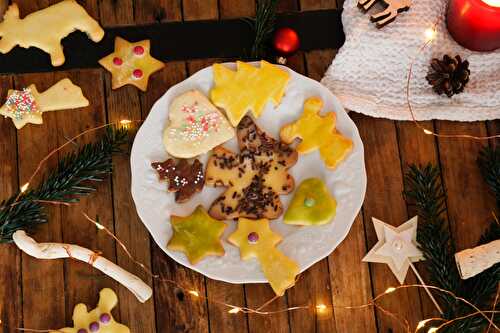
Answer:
99;37;165;91
163;90;234;158
151;158;205;203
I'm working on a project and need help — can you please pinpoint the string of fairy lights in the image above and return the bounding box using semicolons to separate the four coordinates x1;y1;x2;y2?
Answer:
2;12;500;332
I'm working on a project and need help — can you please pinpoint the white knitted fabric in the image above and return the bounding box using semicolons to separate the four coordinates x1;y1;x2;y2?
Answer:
321;0;500;121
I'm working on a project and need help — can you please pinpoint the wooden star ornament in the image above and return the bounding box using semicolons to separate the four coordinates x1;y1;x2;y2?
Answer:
99;37;165;91
167;206;226;264
362;216;424;284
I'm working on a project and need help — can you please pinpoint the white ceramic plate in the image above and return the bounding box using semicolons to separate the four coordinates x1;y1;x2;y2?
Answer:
131;62;366;284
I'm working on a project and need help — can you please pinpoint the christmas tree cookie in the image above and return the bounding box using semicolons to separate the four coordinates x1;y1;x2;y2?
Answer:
228;218;299;296
280;97;353;169
99;37;164;91
50;288;129;333
168;206;226;264
163;90;234;158
210;60;290;127
284;178;337;226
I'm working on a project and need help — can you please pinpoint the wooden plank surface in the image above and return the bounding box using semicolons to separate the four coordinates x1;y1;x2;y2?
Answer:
0;1;497;333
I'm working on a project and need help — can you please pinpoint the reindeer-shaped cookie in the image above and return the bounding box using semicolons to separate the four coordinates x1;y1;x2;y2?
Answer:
358;0;411;28
0;0;104;66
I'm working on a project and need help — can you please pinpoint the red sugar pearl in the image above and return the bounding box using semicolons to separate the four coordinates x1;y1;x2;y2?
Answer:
133;46;144;55
112;57;123;66
133;69;143;78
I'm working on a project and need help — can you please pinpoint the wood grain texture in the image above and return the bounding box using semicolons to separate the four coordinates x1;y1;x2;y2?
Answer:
134;0;183;24
99;0;135;26
0;76;22;333
182;0;219;20
219;0;255;18
435;122;494;250
14;72;66;330
300;0;338;10
354;114;424;333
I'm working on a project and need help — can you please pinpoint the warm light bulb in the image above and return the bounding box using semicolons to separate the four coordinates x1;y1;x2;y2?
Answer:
428;328;438;333
94;222;105;230
425;28;436;41
228;307;241;314
417;319;432;329
481;0;500;7
315;304;327;313
423;129;433;135
188;290;200;297
385;287;396;294
120;119;132;125
20;183;30;193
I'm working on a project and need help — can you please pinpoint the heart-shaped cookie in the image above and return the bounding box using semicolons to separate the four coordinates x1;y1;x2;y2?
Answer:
163;90;234;158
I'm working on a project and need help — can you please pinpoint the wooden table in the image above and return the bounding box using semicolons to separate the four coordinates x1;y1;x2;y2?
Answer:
0;1;498;332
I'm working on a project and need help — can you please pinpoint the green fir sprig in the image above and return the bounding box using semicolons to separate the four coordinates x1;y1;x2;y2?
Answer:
404;146;500;332
249;0;279;59
0;128;129;243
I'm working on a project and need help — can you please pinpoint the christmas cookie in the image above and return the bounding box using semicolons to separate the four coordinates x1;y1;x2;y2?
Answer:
280;97;353;169
205;116;297;220
99;37;165;91
151;158;204;203
50;288;129;333
0;1;104;67
284;178;337;226
210;60;290;127
228;218;299;296
163;90;234;158
168;205;226;264
0;78;89;129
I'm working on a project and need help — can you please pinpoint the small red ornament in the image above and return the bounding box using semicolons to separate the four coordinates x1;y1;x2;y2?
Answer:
272;27;300;57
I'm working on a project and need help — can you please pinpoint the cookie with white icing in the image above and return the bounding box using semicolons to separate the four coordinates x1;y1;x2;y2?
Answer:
163;90;235;158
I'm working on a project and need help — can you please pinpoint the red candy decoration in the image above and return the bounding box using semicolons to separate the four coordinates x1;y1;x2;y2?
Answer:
133;69;143;78
112;57;123;66
133;46;145;55
272;27;300;56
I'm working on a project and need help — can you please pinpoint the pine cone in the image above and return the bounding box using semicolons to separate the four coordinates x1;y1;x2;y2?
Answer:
426;55;470;97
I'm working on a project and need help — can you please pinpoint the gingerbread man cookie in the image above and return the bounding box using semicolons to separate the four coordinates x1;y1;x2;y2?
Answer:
168;206;227;264
0;1;104;67
284;178;337;226
280;97;353;169
151;158;204;203
205;116;297;220
210;60;290;127
163;90;235;158
50;288;129;333
228;218;299;296
0;78;89;129
99;37;165;91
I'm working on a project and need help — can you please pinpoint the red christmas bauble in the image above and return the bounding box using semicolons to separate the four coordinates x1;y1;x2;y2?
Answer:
273;27;300;56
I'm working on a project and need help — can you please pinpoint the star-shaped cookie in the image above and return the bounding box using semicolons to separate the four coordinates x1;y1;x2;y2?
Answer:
280;97;353;169
228;218;299;296
99;37;165;91
205;116;298;220
168;206;227;264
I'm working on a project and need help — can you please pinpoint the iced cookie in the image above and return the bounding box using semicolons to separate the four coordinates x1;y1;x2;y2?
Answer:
152;158;204;203
210;60;290;127
280;97;353;169
99;37;165;91
228;218;299;296
284;178;337;226
0;1;104;67
0;79;89;129
163;90;235;158
50;288;129;333
168;206;226;264
205;116;297;220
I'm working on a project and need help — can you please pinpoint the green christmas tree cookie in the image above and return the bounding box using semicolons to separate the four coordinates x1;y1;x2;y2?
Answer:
283;178;336;226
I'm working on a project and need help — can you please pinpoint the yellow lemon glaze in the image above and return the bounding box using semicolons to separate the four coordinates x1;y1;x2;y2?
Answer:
284;178;337;226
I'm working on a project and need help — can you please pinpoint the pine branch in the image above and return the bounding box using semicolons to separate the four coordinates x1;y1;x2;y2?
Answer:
249;0;279;59
478;146;500;208
0;128;129;243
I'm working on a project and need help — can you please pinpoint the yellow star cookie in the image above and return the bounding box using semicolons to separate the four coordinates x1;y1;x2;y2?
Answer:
210;60;290;127
168;206;227;264
228;218;299;296
0;79;89;129
284;178;337;226
280;97;353;169
50;288;129;333
99;37;165;91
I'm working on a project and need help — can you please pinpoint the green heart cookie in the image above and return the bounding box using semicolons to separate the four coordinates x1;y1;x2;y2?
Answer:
283;178;336;226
